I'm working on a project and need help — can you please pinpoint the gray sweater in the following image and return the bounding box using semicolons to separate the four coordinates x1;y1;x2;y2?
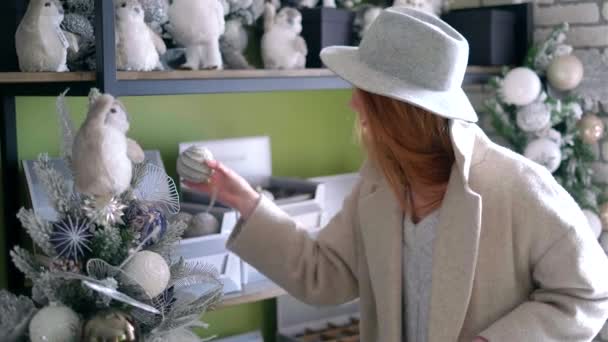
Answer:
403;209;440;342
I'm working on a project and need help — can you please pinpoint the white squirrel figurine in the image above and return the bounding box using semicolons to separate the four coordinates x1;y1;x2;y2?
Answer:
168;0;226;70
15;0;79;72
115;0;167;71
261;3;307;70
72;91;145;202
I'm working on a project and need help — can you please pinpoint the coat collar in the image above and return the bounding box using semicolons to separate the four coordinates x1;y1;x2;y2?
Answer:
358;120;485;341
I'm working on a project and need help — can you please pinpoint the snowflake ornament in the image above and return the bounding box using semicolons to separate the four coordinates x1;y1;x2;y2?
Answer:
50;216;93;262
83;196;127;227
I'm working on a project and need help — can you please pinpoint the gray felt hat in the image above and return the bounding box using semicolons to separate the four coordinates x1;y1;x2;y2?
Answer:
320;7;478;122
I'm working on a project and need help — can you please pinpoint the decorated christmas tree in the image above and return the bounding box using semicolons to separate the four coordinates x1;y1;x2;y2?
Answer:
485;23;607;238
0;89;222;341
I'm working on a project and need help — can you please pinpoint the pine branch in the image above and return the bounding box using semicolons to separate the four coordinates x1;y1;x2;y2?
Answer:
10;247;43;281
34;154;72;215
17;208;56;257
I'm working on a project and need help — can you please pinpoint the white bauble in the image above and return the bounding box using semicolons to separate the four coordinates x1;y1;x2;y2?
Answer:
547;55;584;91
516;101;551;132
123;251;170;298
500;67;542;106
523;138;562;173
583;209;602;239
184;212;221;238
177;145;215;183
29;304;81;342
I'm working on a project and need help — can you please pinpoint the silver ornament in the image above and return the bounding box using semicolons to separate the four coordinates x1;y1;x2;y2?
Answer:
0;290;36;342
516;101;551;133
184;212;220;238
123;251;170;298
524;138;562;173
177;145;215;183
83;196;127;227
29;304;81;342
50;216;93;261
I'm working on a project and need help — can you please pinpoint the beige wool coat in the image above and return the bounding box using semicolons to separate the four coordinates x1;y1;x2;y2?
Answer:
227;120;608;341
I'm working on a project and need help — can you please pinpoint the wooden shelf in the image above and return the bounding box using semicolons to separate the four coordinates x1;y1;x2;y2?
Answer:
0;72;95;83
216;279;286;310
118;68;336;81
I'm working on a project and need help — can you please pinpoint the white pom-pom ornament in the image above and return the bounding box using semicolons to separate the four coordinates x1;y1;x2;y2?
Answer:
500;67;542;106
547;55;584;91
184;212;221;238
177;145;215;183
524;138;562;173
583;209;602;239
29;304;81;342
123;251;170;298
516;100;551;132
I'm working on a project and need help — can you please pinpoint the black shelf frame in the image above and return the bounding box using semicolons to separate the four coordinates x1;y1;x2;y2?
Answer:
0;0;511;292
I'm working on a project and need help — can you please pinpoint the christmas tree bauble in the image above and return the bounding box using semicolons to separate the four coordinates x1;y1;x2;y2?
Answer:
579;114;605;144
29;304;81;342
184;212;220;238
177;145;215;183
123;251;170;298
516;101;551;133
124;202;167;246
583;209;602;239
82;310;140;342
547;54;584;91
523;138;562;173
500;67;542;106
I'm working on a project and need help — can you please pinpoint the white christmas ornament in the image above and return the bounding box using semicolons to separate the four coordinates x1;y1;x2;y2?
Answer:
547;54;584;91
261;3;307;69
15;0;79;72
516;100;551;133
177;145;215;183
583;209;602;239
115;0;167;71
500;67;542;106
524;138;562;173
29;304;81;342
123;251;170;298
184;212;221;238
168;0;225;69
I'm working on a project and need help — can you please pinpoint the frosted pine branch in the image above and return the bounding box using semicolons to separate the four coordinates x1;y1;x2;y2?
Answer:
34;154;72;215
10;247;42;281
17;208;56;257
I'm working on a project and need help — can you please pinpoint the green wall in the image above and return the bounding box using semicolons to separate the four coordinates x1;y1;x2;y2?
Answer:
4;90;363;340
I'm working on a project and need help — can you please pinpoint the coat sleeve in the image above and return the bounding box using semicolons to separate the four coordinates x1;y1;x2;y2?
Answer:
479;165;608;341
226;181;362;306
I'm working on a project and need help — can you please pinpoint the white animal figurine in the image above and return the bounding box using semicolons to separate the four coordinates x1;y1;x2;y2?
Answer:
115;0;167;71
15;0;79;72
261;3;307;70
393;0;444;16
168;0;226;70
72;92;145;202
354;5;382;41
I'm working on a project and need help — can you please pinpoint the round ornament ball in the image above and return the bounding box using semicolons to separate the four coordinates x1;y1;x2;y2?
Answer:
177;145;215;183
123;251;170;298
81;310;140;342
583;209;602;239
547;54;584;91
523;138;562;173
579;114;605;144
184;212;221;238
500;67;542;106
124;202;167;246
29;304;81;342
516;101;551;132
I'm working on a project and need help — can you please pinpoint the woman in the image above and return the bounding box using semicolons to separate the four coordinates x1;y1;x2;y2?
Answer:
186;7;608;341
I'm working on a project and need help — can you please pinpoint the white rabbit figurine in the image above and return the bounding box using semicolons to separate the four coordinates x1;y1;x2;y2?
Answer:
168;0;226;70
15;0;79;72
115;0;167;71
72;91;144;202
261;3;307;70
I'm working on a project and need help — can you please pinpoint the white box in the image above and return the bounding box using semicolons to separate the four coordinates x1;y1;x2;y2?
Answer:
214;331;263;342
176;202;241;294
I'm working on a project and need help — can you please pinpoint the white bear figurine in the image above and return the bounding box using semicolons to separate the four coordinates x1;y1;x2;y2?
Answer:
261;3;307;70
115;0;167;71
72;91;144;201
168;0;226;70
15;0;79;72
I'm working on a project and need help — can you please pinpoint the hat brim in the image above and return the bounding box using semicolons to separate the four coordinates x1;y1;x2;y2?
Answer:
320;46;478;123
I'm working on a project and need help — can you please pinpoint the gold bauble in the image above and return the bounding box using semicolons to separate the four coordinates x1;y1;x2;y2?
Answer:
547;54;584;91
579;114;605;144
81;310;140;342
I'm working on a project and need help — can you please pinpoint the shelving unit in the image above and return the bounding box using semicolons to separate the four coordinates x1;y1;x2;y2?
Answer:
0;0;505;296
217;280;287;310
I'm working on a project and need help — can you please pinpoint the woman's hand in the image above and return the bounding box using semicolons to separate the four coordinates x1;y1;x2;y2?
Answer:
183;160;261;219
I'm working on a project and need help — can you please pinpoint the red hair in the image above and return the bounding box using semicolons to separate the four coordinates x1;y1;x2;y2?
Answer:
357;89;454;214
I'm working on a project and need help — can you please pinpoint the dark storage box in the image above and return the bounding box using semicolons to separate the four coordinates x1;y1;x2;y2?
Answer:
442;3;532;66
301;8;355;68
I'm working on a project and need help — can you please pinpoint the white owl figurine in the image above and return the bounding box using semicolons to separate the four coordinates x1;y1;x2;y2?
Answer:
72;92;145;201
15;0;79;72
168;0;226;70
115;0;167;71
261;3;307;70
